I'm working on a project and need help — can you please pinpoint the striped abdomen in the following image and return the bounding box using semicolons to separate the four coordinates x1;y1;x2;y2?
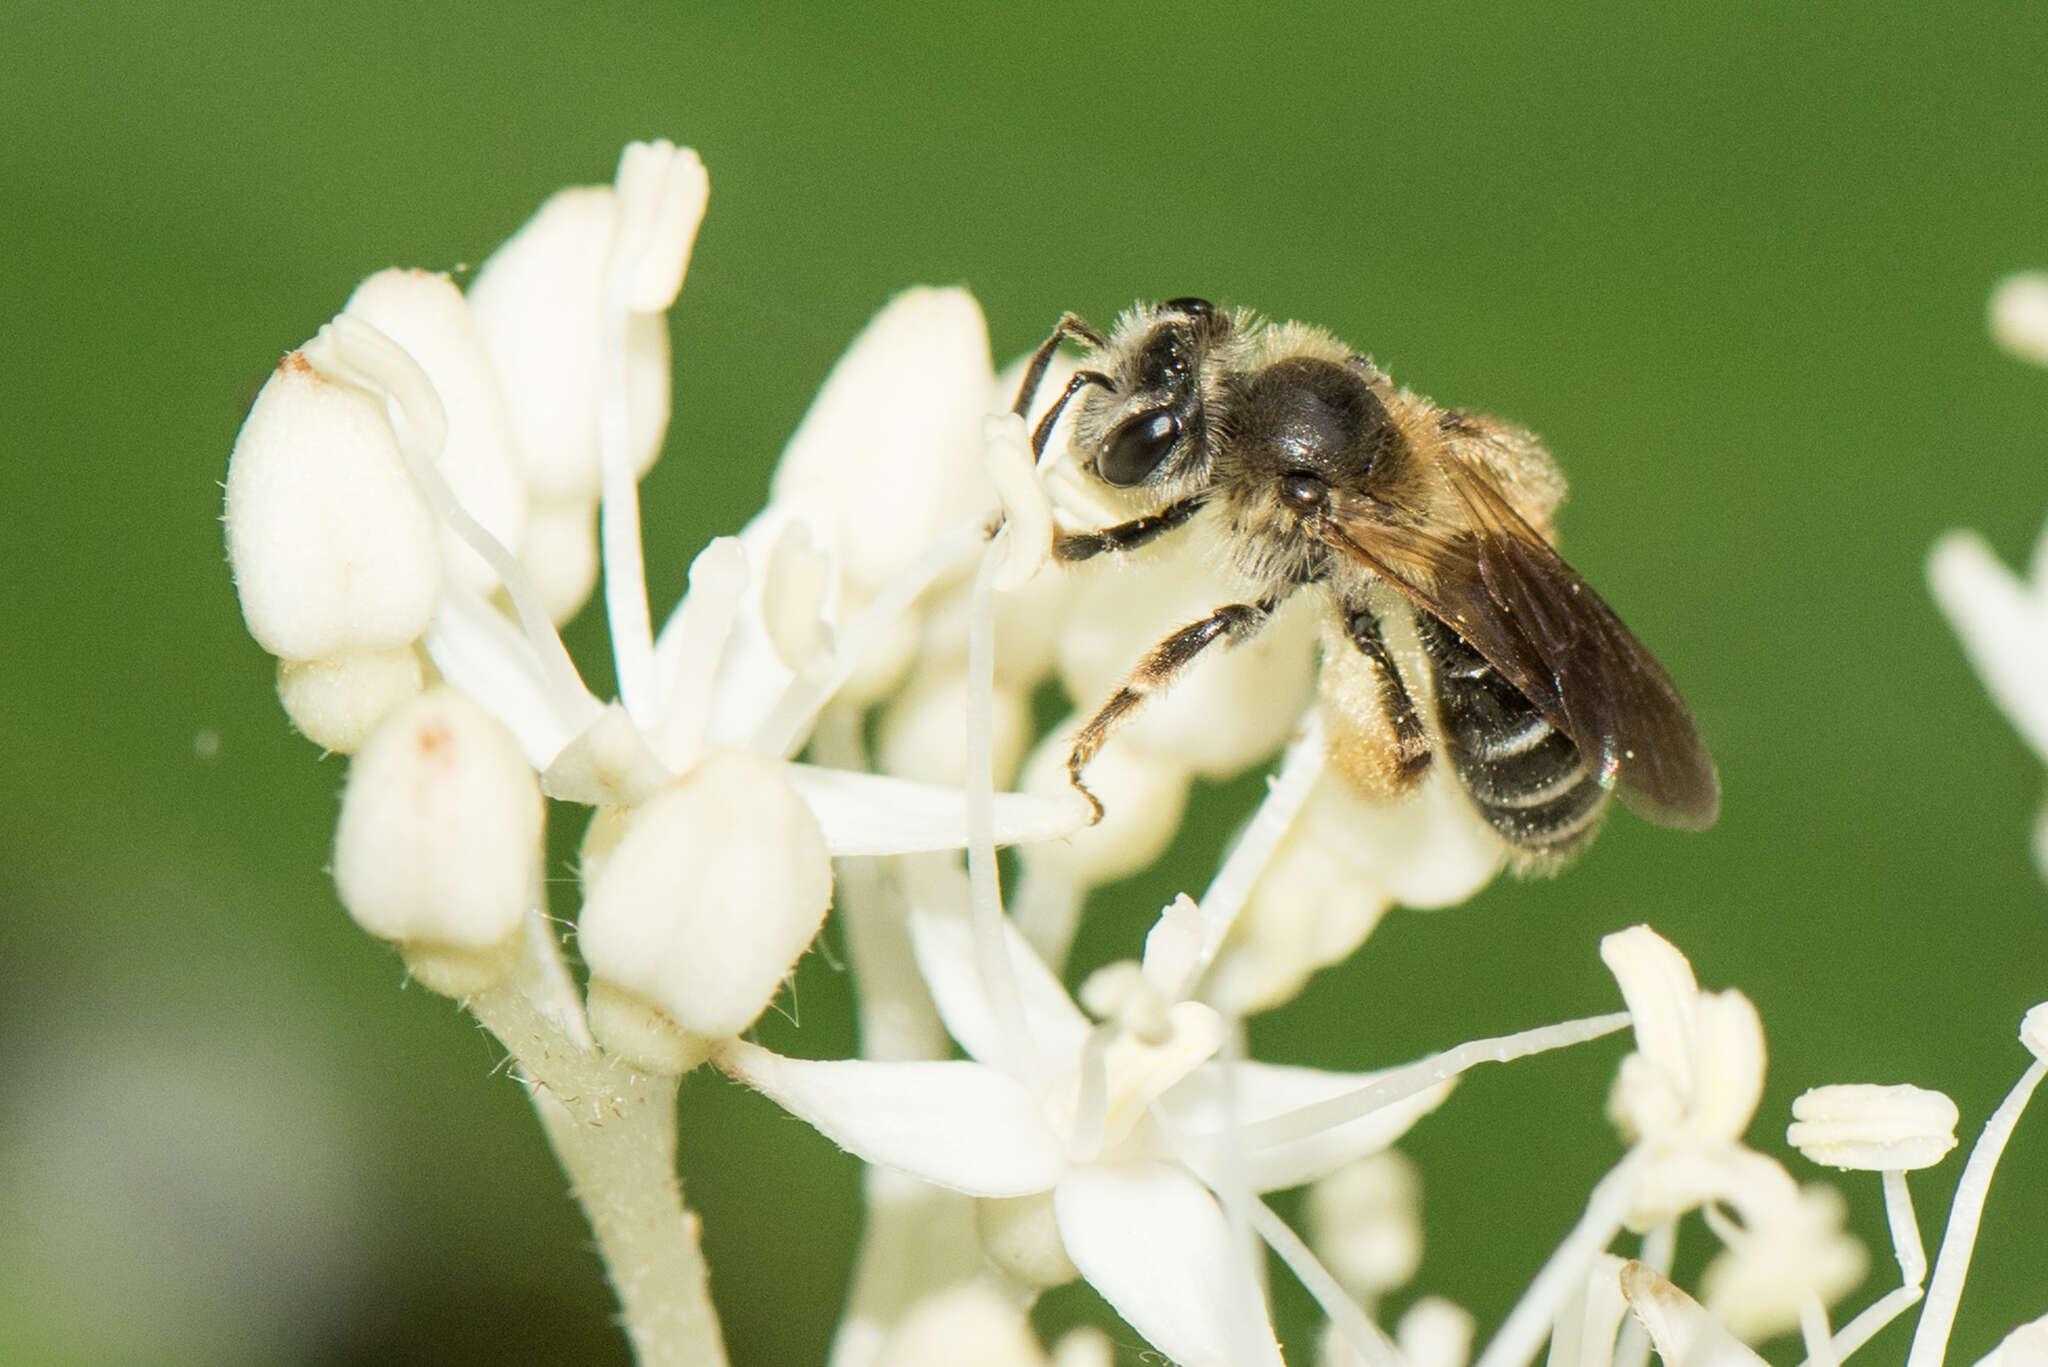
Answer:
1412;611;1610;857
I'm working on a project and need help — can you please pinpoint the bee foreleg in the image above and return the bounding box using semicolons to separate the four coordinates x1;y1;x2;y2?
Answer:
1011;311;1110;421
1067;597;1276;820
1053;497;1203;562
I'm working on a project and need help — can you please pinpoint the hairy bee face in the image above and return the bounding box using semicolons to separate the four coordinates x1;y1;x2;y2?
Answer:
1070;297;1224;494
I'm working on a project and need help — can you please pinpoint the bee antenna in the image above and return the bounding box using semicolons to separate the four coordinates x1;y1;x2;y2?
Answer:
1031;369;1115;459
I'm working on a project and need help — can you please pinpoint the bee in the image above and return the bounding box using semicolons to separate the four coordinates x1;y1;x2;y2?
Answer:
1012;298;1718;864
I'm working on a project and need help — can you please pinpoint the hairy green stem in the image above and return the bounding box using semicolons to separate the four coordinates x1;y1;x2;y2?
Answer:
467;930;727;1367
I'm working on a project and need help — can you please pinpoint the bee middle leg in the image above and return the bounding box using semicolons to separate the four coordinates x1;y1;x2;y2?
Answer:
1067;596;1278;820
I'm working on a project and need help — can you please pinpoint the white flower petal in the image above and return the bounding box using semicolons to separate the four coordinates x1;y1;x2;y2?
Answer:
1053;1162;1284;1367
1140;894;1206;1002
786;763;1089;856
615;141;708;314
1619;1260;1771;1367
1689;989;1768;1143
1601;925;1701;1085
908;906;1091;1069
695;505;818;749
1162;1059;1452;1193
1929;530;2048;761
540;702;672;807
424;589;585;770
717;1041;1065;1197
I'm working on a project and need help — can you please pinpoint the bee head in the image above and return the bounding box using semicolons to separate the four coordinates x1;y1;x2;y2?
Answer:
1083;297;1223;489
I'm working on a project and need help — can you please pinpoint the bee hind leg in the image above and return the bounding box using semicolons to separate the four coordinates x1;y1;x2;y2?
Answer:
1342;607;1433;790
1067;597;1276;821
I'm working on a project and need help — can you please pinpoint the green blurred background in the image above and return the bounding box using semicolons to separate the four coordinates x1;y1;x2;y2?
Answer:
6;2;2047;1363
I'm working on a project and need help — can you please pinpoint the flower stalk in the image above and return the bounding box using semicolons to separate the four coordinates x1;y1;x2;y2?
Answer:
466;924;727;1367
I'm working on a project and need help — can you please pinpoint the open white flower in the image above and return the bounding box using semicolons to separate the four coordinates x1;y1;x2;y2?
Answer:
1601;925;1794;1232
720;825;1634;1367
717;894;1444;1366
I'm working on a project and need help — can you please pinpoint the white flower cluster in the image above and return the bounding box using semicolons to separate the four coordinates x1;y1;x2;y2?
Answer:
223;143;2048;1367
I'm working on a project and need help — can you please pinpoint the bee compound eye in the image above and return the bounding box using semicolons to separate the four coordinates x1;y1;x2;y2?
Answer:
1098;410;1183;486
1164;296;1214;320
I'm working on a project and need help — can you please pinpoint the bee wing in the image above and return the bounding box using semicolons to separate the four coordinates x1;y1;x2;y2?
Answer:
1321;466;1720;831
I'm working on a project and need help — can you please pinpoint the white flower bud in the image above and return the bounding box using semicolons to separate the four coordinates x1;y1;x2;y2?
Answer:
915;551;1082;688
771;287;997;597
877;1283;1052;1367
2023;1001;2048;1060
1787;1083;1960;1170
975;1192;1079;1291
578;750;832;1071
1207;828;1393;1013
1057;537;1319;780
467;186;670;501
1990;271;2048;368
520;496;600;625
1019;721;1191;886
995;559;1084;688
331;687;542;996
225;353;439;662
1699;1183;1867;1344
343;268;527;594
1305;1150;1423;1300
275;647;423;753
1298;767;1505;910
579;803;631;891
1397;1296;1475;1367
879;665;1029;790
1049;1327;1113;1367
